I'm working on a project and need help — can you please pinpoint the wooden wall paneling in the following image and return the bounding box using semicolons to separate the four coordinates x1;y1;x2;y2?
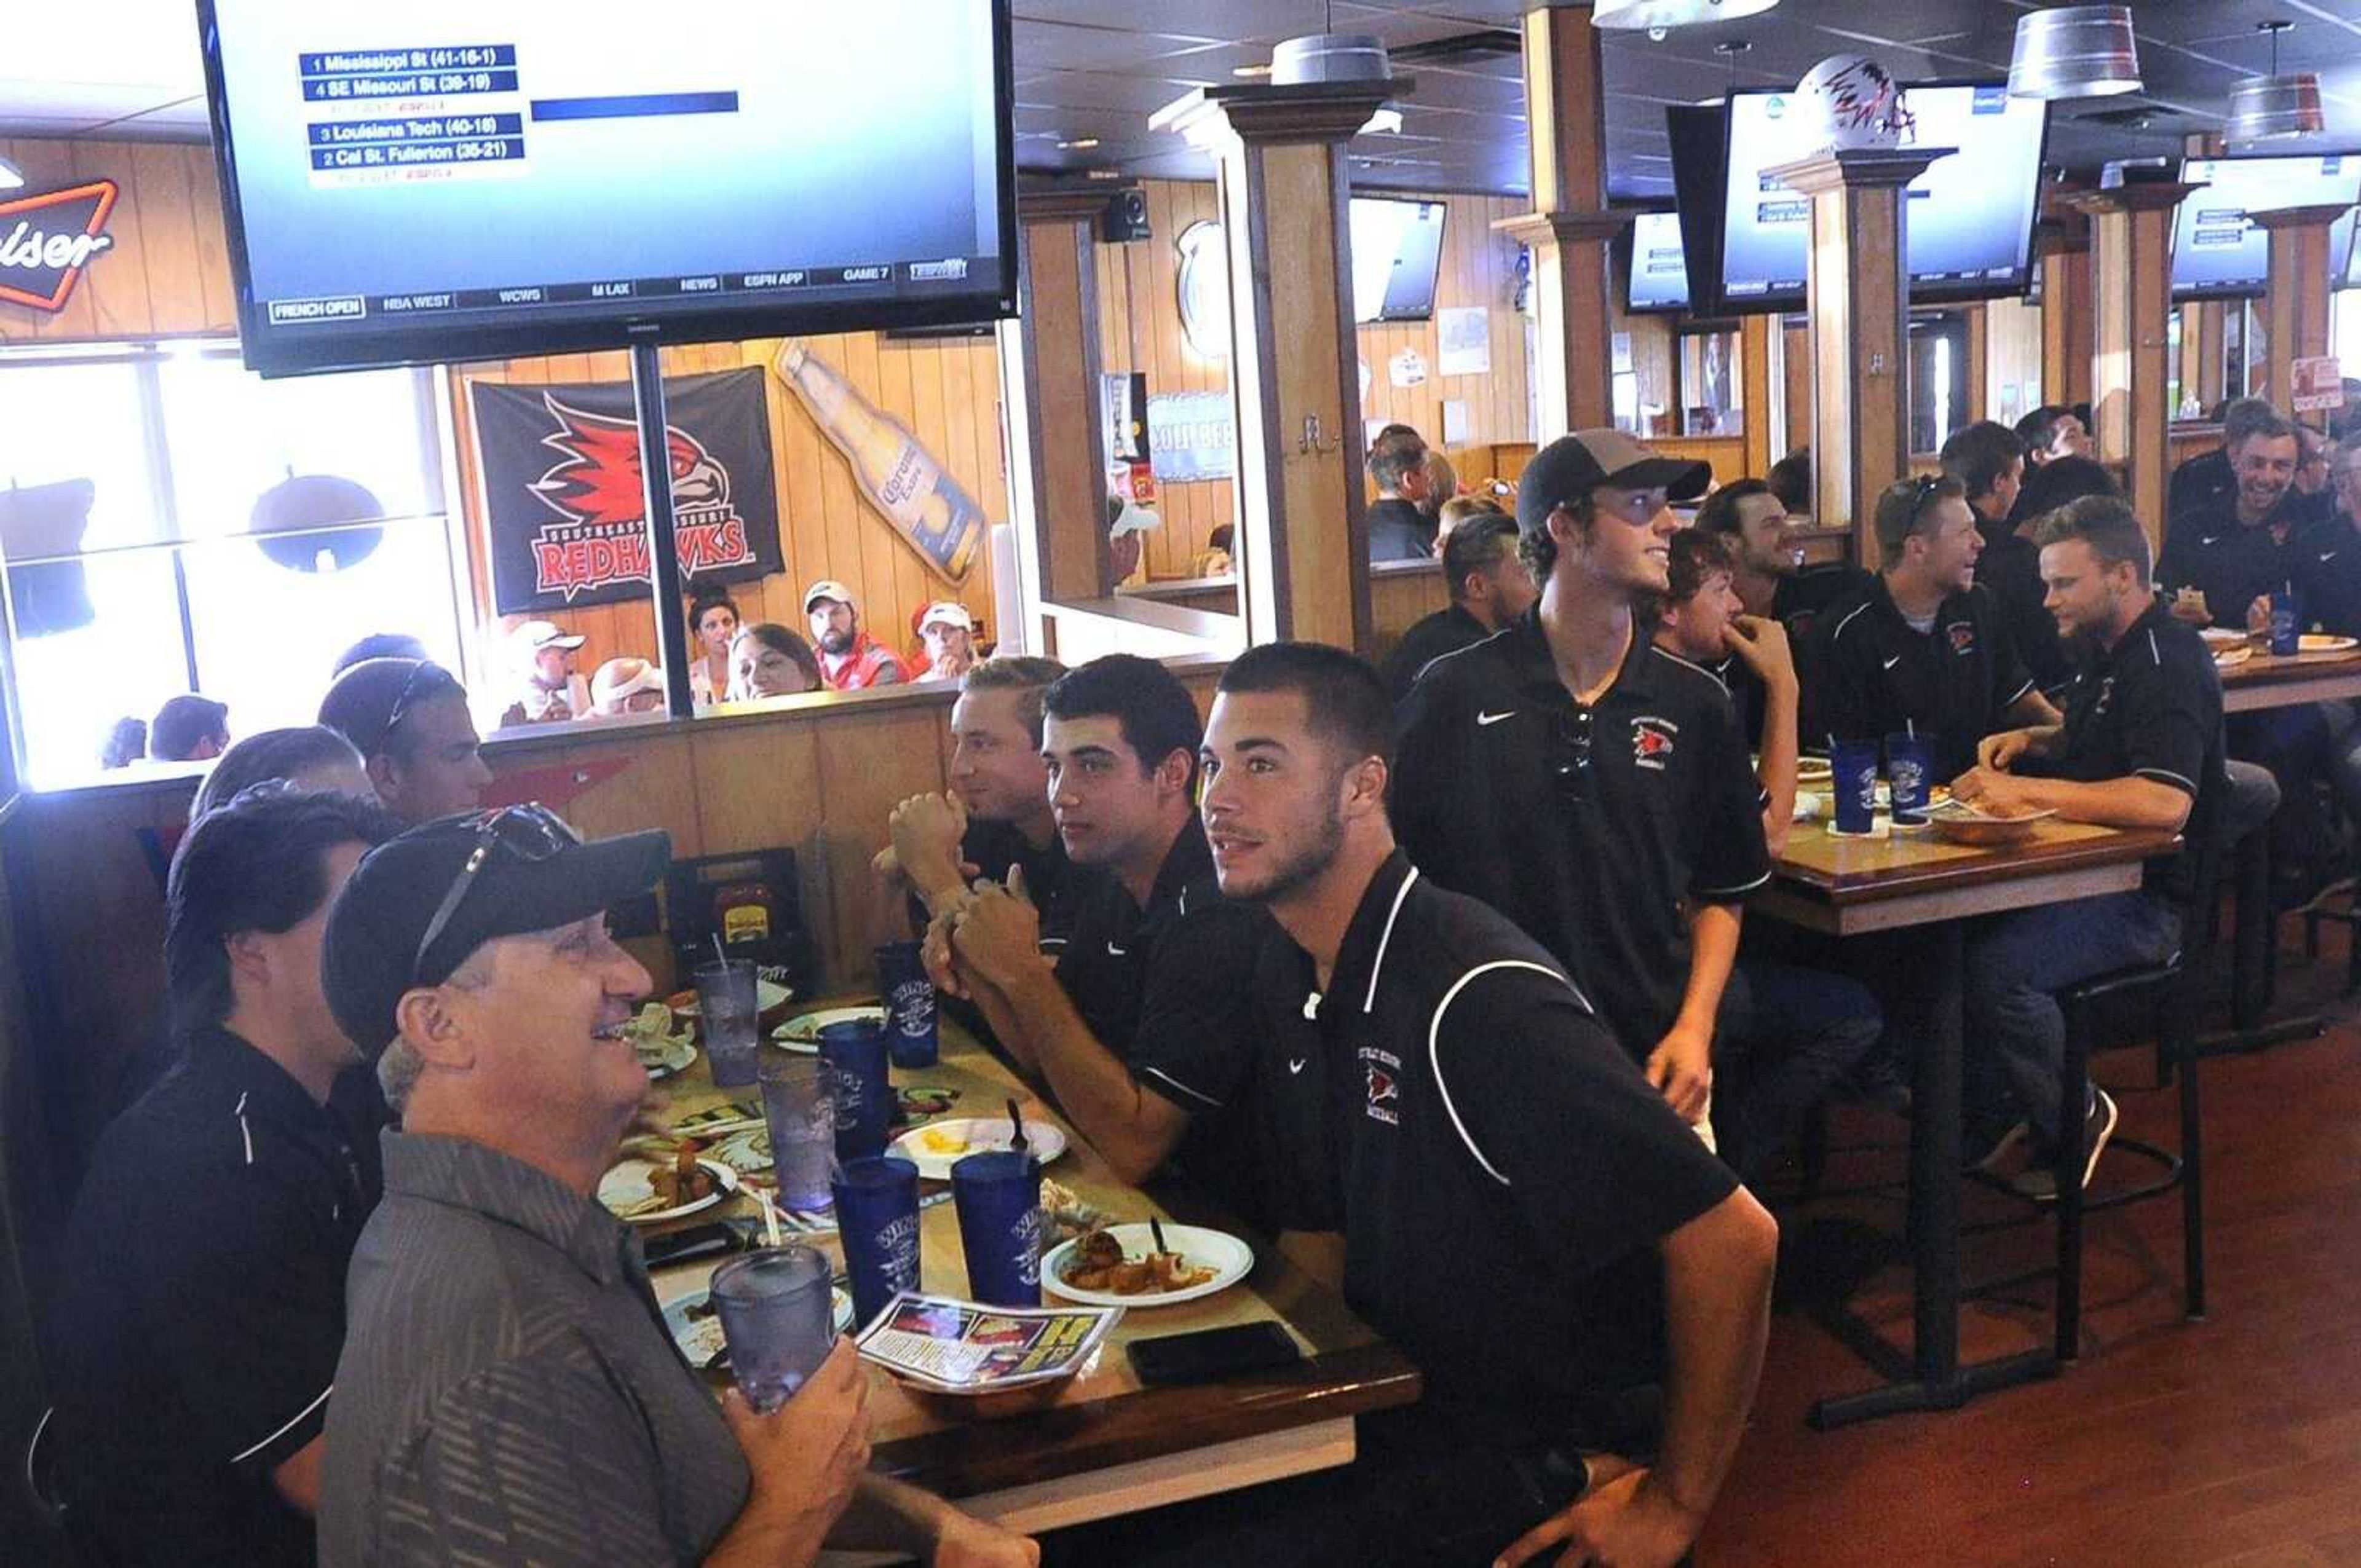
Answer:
184;157;238;334
1741;315;1774;479
1964;304;1988;426
808;706;954;988
1781;322;1810;460
68;140;153;340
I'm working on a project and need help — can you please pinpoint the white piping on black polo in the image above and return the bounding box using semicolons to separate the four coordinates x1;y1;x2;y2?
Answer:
1361;868;1422;1014
2136;766;2198;795
229;1384;331;1465
1696;867;1774;899
1427;960;1580;1188
1139;1065;1222;1109
234;1092;254;1167
1827;601;1872;644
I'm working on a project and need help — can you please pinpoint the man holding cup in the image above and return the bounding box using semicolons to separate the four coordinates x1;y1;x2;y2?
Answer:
316;806;1033;1566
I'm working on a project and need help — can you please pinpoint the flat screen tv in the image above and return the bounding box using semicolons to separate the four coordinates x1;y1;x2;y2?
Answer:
196;0;1019;376
1624;210;1690;313
1720;82;2049;312
1349;197;1447;323
2172;154;2361;301
1665;103;1729;318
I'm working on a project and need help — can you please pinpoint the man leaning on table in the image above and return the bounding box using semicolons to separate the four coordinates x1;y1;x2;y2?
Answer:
1046;645;1777;1568
315;806;1034;1566
48;786;396;1567
1951;495;2226;1200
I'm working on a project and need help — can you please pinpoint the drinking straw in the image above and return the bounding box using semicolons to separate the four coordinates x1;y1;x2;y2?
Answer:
753;1184;784;1248
711;932;729;968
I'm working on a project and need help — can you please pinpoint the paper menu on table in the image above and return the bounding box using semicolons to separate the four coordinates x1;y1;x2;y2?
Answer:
855;1292;1121;1392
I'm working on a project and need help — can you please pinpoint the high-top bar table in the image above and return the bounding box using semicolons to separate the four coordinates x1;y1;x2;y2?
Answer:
639;1021;1418;1534
1757;816;2181;1427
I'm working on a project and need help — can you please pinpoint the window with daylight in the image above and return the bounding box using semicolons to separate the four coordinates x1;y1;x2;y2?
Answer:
0;342;465;789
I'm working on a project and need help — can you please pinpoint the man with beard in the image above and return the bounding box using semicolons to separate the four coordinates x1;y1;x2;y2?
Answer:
2167;396;2276;525
1813;473;2057;785
1378;513;1535;699
50;787;397;1565
1393;433;1771;1134
1693;476;1867;745
804;580;906;690
2157;410;2304;630
1042;643;1775;1567
1953;495;2223;1199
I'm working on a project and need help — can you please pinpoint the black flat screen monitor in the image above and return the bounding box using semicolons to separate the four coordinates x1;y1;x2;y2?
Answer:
196;0;1019;375
1719;82;2049;312
1665;103;1729;318
1624;210;1690;313
1349;197;1447;323
2172;154;2361;301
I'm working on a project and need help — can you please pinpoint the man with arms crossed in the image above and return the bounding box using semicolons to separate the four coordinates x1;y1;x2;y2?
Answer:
1393;431;1772;1130
1953;496;2225;1198
1048;645;1774;1566
317;808;1032;1566
50;788;396;1565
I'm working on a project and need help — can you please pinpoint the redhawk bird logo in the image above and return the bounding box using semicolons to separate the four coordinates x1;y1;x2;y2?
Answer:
1947;621;1977;656
1632;716;1679;770
523;395;750;599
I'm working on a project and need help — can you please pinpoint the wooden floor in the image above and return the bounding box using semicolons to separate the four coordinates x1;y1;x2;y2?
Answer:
1701;940;2361;1567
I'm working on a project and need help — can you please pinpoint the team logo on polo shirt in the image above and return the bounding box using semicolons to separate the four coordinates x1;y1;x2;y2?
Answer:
1632;715;1678;771
1359;1046;1402;1126
2092;674;2116;719
1947;620;1976;656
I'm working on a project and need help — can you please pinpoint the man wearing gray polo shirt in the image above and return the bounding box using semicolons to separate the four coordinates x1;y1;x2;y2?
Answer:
317;805;1034;1567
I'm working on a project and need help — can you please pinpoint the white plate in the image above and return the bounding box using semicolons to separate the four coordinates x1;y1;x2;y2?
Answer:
2214;645;2255;669
635;1033;698;1081
2199;627;2248;648
679;979;794;1017
769;1006;888;1053
1041;1223;1253;1309
598;1156;739;1225
661;1284;855;1368
887;1117;1069;1182
2299;634;2359;655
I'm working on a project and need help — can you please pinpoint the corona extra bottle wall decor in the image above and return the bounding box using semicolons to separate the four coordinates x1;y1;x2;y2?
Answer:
773;339;984;582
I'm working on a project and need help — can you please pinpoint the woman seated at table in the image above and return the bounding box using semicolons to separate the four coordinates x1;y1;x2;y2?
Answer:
726;622;823;702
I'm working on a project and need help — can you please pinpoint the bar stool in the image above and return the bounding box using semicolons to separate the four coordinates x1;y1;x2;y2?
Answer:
2047;821;2225;1363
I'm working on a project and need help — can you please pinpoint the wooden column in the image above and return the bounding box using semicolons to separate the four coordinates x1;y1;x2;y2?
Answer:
2037;194;2095;411
2074;183;2197;551
1153;79;1404;653
2253;203;2347;414
1004;187;1113;607
1766;148;1948;556
1741;313;1776;479
1492;4;1619;435
1964;305;1989;425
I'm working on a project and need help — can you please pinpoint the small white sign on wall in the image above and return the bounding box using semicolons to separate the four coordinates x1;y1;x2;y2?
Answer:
1441;398;1471;445
1390;347;1429;388
1438;307;1491;376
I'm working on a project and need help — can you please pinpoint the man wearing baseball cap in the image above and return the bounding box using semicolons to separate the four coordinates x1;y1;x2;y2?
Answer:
499;619;590;727
317;658;491;827
315;807;1034;1567
915;601;978;683
804;580;906;691
1393;431;1771;1140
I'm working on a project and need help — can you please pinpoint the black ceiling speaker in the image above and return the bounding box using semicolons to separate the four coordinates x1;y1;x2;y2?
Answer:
1101;187;1150;243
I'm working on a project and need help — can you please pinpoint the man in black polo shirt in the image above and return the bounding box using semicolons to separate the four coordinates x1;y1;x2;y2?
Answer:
1393;430;1770;1132
1692;476;1868;749
2157;408;2303;629
48;786;396;1566
1954;495;2225;1199
1952;418;2073;695
2165;395;2274;527
876;655;1073;938
1366;424;1435;562
932;656;1275;1218
1378;512;1534;698
1055;644;1774;1566
1813;473;2058;782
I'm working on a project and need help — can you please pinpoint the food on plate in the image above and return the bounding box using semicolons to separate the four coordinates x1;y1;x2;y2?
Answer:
1058;1226;1216;1295
643;1145;715;1212
916;1124;973;1157
625;1002;693;1067
1038;1177;1104;1236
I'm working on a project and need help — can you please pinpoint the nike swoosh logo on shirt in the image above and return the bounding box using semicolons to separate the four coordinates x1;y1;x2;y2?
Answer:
2322;552;2339;562
1105;940;1127;957
1476;710;1516;726
1882;655;1902;670
1289;1058;1308;1075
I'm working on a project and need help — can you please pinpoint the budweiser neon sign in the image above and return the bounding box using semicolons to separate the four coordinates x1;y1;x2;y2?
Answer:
0;180;119;313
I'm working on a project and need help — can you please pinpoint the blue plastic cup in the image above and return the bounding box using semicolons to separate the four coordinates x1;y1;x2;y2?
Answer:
874;940;939;1068
818;1021;892;1160
832;1156;922;1329
708;1245;834;1412
1830;740;1881;835
1885;732;1934;827
757;1052;836;1212
951;1150;1043;1307
2270;587;2301;656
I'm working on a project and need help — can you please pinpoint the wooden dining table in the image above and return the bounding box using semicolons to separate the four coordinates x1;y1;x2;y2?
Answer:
632;1014;1420;1537
1755;813;2182;1428
2214;640;2361;714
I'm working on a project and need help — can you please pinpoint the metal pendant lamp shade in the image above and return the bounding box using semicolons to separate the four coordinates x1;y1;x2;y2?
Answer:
1270;34;1393;85
1593;0;1781;31
2227;73;2325;142
2008;6;2142;100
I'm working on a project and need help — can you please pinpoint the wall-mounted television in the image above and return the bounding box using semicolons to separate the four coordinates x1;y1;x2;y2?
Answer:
1720;82;2049;312
2172;154;2361;301
1349;197;1447;323
1624;210;1690;313
196;0;1019;376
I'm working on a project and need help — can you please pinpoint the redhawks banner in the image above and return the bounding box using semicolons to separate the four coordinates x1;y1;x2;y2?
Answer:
469;367;785;614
